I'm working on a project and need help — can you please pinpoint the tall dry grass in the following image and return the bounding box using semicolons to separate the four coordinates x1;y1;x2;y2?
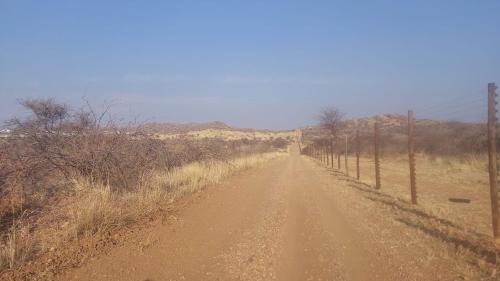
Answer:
152;152;282;196
0;151;285;271
67;152;284;239
0;221;36;271
65;179;132;239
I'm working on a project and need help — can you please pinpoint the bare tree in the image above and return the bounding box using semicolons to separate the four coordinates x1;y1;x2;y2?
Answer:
317;107;345;138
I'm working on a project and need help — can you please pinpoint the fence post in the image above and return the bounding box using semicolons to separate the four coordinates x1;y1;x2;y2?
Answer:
321;145;324;163
325;143;328;165
337;137;341;169
356;130;360;180
323;145;326;164
488;82;500;243
331;138;335;168
325;145;327;165
318;145;320;162
408;110;417;204
319;145;322;162
374;122;381;189
324;145;327;165
327;141;330;167
325;145;328;165
345;135;349;176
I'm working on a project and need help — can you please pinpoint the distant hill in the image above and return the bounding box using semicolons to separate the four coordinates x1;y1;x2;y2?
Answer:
348;114;406;129
141;121;295;141
143;121;232;134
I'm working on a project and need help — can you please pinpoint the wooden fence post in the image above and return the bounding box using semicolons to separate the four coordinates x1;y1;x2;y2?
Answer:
323;145;326;164
325;145;327;165
337;137;341;169
327;141;330;167
345;135;349;176
323;145;326;163
318;145;320;161
325;145;328;165
331;138;335;169
356;130;360;180
408;110;417;204
487;82;500;243
318;145;320;162
374;122;381;189
320;145;322;162
321;145;324;163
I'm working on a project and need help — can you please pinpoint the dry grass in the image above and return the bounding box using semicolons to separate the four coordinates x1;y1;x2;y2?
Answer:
340;153;492;236
0;151;285;271
65;179;132;239
67;152;285;239
152;152;284;196
0;221;37;271
312;153;500;278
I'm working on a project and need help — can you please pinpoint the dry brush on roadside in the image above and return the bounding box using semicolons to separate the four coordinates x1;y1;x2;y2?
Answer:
0;98;288;275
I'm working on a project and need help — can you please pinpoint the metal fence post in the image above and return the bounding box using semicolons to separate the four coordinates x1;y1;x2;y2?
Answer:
374;122;381;189
488;82;500;243
356;130;360;180
345;135;349;176
331;138;335;169
337;137;341;169
408;110;417;204
327;141;330;167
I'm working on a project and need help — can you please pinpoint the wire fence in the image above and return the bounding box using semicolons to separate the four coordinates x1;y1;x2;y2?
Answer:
301;82;500;246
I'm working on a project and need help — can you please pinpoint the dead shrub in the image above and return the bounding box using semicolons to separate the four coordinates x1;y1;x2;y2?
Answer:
0;98;287;273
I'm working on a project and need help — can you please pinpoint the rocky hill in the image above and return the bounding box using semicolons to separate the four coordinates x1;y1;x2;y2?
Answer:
142;121;232;134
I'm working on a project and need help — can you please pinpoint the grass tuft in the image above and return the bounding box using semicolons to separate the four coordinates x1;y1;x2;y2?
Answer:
0;221;37;271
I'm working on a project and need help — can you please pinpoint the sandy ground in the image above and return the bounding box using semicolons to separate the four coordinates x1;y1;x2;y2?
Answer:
59;145;488;281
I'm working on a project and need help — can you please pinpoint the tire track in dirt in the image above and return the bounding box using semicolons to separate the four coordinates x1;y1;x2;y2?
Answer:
215;174;286;281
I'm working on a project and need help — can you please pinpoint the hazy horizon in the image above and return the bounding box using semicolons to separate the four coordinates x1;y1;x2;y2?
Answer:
1;1;499;130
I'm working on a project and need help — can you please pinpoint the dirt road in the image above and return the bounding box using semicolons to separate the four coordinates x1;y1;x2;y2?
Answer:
61;145;470;281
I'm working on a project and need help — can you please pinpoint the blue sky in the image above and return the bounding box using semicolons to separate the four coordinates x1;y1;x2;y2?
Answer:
1;1;499;129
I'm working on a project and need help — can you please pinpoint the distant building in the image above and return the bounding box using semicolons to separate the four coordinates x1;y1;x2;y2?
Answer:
0;129;11;138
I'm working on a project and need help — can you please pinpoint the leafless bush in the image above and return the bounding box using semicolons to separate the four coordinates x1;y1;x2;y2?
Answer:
0;98;286;274
0;98;281;227
356;122;488;157
414;122;487;156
